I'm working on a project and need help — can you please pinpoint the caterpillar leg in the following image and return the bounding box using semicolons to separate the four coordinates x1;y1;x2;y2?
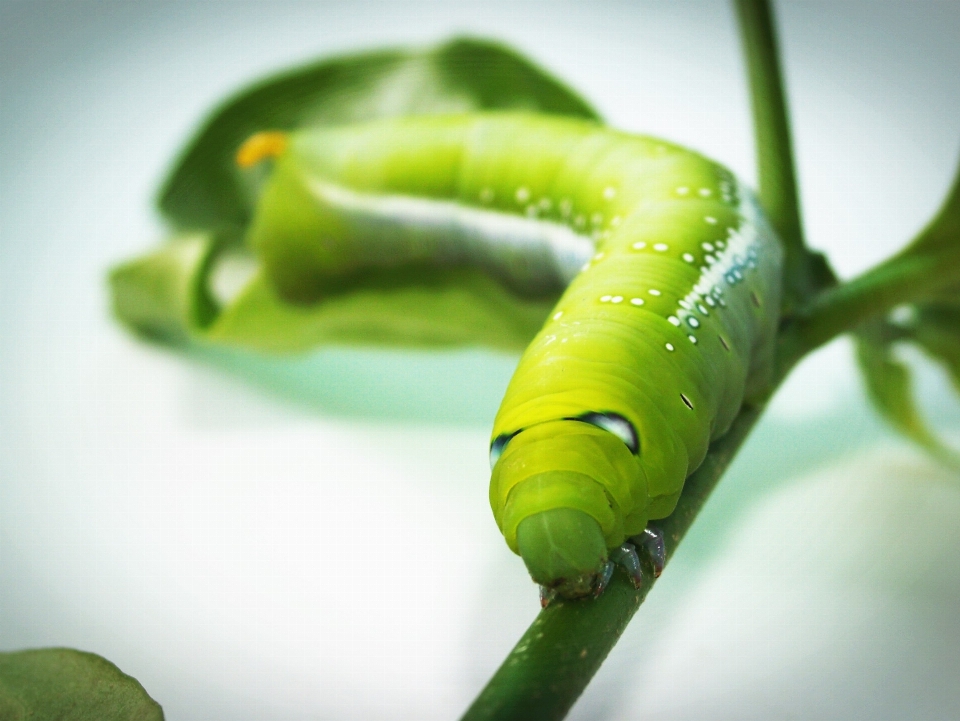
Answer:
631;526;666;578
608;544;644;590
538;542;644;607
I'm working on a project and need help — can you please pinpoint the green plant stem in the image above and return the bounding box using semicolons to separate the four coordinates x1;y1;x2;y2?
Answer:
461;404;763;721
788;249;960;354
735;0;817;304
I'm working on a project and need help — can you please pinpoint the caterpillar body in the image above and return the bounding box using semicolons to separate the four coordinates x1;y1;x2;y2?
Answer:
242;113;783;598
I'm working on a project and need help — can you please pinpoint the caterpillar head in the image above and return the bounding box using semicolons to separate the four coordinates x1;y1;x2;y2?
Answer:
489;415;644;598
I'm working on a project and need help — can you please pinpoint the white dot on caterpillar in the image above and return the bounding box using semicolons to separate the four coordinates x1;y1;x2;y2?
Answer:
574;214;586;228
630;298;644;306
611;296;623;304
678;299;692;310
593;252;605;261
539;197;552;211
705;254;717;264
682;253;695;263
553;311;563;320
632;241;647;250
697;303;709;315
581;262;591;272
600;295;612;302
525;205;538;217
676;186;689;195
702;242;715;252
705;296;716;307
603;186;617;200
688;335;698;344
705;216;717;224
688;317;701;328
649;289;661;296
559;198;573;217
668;316;681;326
653;243;668;252
611;215;622;227
479;187;494;203
665;343;675;352
516;186;530;203
699;188;712;197
591;212;604;226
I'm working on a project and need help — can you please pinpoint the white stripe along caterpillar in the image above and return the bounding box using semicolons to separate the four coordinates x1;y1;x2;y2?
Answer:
240;112;783;598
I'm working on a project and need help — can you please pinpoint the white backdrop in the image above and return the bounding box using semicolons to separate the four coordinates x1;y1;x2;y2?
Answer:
1;1;959;719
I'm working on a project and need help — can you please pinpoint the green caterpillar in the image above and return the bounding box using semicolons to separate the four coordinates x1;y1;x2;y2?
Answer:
236;112;783;598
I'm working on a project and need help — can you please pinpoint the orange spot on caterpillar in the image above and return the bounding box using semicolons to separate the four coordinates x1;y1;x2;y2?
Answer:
236;131;288;168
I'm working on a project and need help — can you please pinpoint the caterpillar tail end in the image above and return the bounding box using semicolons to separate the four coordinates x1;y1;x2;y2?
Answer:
517;508;608;600
235;131;288;168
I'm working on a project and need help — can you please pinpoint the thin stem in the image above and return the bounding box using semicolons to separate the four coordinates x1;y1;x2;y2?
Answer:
735;0;821;305
460;405;764;721
787;250;960;353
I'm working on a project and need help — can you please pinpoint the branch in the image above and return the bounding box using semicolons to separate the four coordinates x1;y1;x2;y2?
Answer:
786;251;960;353
735;0;830;306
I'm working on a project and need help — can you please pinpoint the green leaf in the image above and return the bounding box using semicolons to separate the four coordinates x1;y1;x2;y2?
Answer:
0;648;163;720
855;318;960;467
158;36;599;232
109;233;221;342
912;302;960;394
906;160;960;258
205;267;551;354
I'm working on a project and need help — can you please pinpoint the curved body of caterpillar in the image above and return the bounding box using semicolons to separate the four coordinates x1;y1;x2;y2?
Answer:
244;113;783;597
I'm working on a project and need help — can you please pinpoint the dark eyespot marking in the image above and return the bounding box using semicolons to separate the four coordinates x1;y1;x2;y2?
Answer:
567;412;640;454
489;431;520;469
680;394;694;410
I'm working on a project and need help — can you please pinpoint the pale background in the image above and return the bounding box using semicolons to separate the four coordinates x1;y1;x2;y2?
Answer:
2;1;960;719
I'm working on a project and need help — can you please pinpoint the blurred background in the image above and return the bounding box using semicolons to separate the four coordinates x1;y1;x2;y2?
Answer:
1;1;959;718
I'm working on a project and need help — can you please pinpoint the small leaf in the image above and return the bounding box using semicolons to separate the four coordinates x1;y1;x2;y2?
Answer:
0;648;163;720
109;233;220;341
856;318;960;467
910;302;960;393
907;160;960;256
204;265;552;353
158;37;599;231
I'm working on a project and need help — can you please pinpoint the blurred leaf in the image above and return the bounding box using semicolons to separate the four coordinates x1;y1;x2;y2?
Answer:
0;648;163;720
158;37;599;232
856;318;960;467
912;302;960;394
109;233;220;341
905;160;960;258
205;267;551;354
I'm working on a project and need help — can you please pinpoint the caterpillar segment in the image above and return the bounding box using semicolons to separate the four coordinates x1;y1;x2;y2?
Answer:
241;113;783;599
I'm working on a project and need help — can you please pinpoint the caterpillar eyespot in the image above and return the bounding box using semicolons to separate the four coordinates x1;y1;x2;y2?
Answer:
242;112;783;599
489;431;519;470
567;412;640;454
